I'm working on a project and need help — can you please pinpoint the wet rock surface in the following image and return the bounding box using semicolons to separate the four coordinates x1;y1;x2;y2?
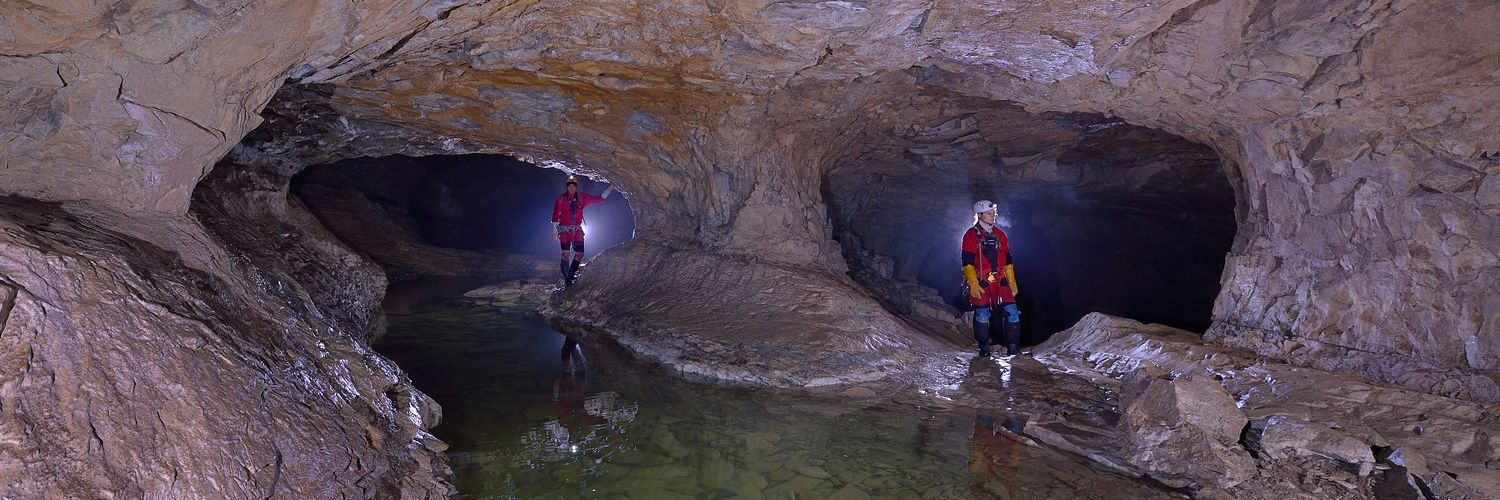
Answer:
0;197;450;497
1116;367;1257;489
1013;313;1500;499
542;240;958;389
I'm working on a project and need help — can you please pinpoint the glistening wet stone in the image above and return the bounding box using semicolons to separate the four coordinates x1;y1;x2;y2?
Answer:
376;297;1180;498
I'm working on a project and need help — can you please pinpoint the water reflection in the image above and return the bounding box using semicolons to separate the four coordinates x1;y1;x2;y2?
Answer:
375;295;1179;499
969;415;1026;499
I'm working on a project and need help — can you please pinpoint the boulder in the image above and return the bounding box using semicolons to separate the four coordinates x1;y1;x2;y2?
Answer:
1117;366;1255;489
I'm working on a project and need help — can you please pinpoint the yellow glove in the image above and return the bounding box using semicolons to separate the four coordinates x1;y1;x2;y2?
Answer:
1004;264;1018;297
963;265;983;299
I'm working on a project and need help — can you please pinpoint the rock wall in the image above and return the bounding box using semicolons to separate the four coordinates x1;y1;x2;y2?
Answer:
0;0;453;213
288;156;565;283
0;197;449;497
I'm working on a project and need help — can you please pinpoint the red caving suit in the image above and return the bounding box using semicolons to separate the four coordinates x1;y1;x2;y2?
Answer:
553;191;607;250
961;223;1016;307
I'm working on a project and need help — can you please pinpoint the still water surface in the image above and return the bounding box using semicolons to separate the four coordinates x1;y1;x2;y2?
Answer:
375;294;1177;499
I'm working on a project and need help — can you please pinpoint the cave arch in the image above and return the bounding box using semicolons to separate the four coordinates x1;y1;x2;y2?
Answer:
288;153;636;283
823;96;1237;343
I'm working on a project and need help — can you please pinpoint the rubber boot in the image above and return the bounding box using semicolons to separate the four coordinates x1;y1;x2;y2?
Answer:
567;259;582;286
973;318;991;357
1003;321;1021;356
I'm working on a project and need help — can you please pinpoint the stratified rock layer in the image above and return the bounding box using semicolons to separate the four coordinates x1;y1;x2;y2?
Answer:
0;198;449;497
1034;313;1500;499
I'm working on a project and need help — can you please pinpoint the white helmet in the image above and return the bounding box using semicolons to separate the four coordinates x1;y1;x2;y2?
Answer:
973;200;998;214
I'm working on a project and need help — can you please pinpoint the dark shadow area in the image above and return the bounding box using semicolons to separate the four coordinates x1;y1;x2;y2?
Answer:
289;153;634;282
825;98;1235;343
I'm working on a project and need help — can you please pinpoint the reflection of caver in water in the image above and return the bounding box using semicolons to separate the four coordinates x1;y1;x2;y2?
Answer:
552;372;606;443
551;175;615;287
560;336;584;373
962;200;1022;357
968;414;1023;499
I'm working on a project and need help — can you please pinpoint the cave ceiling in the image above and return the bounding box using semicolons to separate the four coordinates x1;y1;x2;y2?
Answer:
10;0;1487;211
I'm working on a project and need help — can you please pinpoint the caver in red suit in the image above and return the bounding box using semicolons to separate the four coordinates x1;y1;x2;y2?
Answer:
551;176;613;287
961;200;1021;357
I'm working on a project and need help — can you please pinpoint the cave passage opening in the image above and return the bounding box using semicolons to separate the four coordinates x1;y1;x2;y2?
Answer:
824;97;1237;345
289;153;635;286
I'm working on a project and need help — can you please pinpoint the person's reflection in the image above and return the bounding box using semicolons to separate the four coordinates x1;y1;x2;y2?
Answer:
553;371;605;447
561;335;584;373
968;414;1024;499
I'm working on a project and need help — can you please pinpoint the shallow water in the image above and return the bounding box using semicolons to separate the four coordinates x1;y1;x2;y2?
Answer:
375;295;1178;499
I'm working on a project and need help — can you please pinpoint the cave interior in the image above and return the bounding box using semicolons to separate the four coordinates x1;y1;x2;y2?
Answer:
2;0;1498;498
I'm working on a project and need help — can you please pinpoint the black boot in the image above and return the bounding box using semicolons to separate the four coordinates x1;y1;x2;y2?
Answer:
567;259;581;285
1003;321;1021;356
560;260;572;286
561;338;582;373
973;318;991;357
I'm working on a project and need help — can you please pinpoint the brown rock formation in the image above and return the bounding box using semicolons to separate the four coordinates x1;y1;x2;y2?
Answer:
2;0;1498;495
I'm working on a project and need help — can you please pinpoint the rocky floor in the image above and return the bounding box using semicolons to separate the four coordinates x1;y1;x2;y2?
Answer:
541;268;1500;499
920;313;1500;499
0;197;451;498
542;241;959;389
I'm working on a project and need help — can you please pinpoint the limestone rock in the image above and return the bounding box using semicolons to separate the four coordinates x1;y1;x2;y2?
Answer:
1038;312;1500;498
541;241;954;389
1246;416;1374;466
7;0;1492;406
0;198;450;497
1116;367;1255;489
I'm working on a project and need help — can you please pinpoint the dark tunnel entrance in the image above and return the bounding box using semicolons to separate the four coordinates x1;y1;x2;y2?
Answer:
290;153;635;284
824;99;1236;345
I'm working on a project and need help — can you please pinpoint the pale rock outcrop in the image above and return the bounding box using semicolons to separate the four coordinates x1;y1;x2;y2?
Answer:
542;241;954;388
1245;416;1374;466
1037;313;1500;499
1116;366;1256;489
